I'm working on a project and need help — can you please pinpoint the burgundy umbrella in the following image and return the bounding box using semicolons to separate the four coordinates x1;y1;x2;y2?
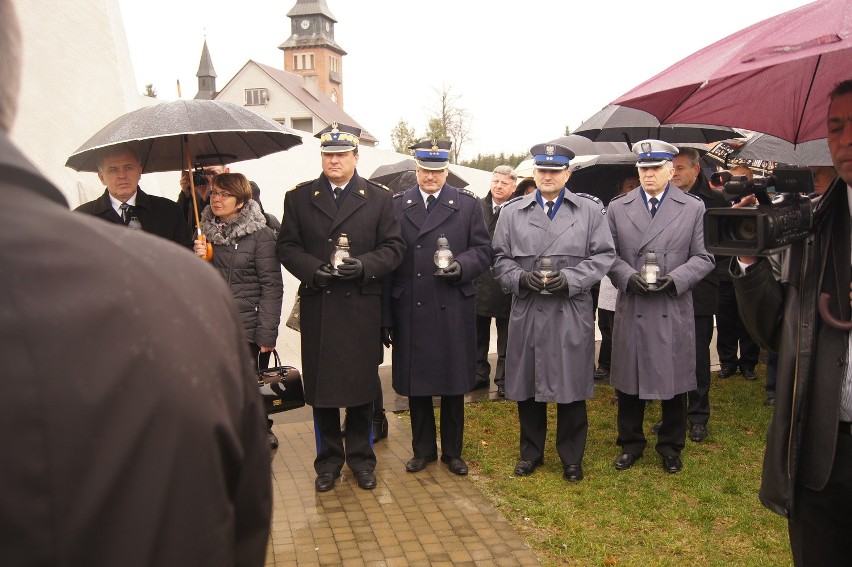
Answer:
613;0;852;144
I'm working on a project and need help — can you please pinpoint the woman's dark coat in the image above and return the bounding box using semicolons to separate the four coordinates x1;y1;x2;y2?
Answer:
474;192;512;318
201;199;283;348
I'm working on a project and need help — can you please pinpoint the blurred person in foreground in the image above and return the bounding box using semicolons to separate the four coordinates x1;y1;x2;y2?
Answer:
493;143;615;482
473;164;516;396
732;80;852;566
193;172;283;449
276;123;405;492
0;1;271;564
606;140;714;474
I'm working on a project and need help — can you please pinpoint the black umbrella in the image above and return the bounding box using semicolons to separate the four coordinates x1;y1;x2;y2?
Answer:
66;99;303;245
731;133;831;167
544;134;633;157
568;156;639;205
369;158;469;193
574;105;743;146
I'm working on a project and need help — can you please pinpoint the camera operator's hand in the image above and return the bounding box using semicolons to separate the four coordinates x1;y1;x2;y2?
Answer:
653;275;677;297
381;327;394;348
434;261;462;281
313;264;334;288
337;257;363;280
520;271;546;293
544;271;569;294
627;273;651;296
732;194;758;208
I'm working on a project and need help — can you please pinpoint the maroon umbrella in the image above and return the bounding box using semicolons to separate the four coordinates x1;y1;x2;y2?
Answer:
613;0;852;144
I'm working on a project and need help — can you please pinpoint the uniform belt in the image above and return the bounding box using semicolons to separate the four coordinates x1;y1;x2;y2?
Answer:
840;422;852;436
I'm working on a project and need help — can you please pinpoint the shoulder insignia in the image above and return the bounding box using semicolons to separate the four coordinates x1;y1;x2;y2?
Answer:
684;192;702;201
502;195;523;207
609;193;627;203
290;179;313;192
365;178;391;191
393;191;405;199
575;192;607;215
458;188;477;198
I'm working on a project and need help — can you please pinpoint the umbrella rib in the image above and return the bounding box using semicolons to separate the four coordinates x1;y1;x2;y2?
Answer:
659;83;703;124
793;54;821;145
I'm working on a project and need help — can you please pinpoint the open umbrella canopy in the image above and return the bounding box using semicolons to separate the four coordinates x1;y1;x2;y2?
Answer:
613;0;852;144
369;158;469;192
574;105;743;146
66;99;303;173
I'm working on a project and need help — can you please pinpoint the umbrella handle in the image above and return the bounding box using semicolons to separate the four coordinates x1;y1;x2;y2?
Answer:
196;230;213;262
183;136;204;237
818;292;852;331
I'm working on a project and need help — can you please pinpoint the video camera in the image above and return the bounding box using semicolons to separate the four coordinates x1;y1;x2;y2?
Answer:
703;167;819;256
191;168;212;188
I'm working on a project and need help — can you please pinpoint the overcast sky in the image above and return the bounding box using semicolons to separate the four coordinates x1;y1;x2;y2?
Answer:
118;0;813;160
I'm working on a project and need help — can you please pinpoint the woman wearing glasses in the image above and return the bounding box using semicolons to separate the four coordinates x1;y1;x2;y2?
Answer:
193;173;283;448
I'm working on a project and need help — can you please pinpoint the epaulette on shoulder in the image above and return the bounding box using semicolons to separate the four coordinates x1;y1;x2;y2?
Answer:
457;187;477;198
393;191;405;198
684;192;702;201
609;193;627;203
575;192;603;205
365;178;391;191
501;195;524;208
289;180;313;191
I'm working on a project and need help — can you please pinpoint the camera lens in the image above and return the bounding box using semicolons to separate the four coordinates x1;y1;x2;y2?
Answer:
192;172;209;187
721;216;757;243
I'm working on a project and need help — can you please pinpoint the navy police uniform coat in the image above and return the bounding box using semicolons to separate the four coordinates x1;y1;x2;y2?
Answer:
385;185;492;396
606;184;715;399
276;171;405;408
492;191;616;403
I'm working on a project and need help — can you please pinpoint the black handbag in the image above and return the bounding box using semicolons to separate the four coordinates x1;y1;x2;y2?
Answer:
257;350;305;414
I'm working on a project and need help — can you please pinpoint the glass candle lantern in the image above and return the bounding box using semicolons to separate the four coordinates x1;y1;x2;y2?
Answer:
330;233;351;275
434;234;454;275
641;250;660;288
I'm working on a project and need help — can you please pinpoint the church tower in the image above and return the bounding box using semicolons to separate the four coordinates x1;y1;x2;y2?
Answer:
194;39;217;100
279;0;346;108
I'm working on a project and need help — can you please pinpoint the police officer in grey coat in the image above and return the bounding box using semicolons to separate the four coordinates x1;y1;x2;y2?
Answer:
607;140;714;474
493;143;616;482
383;139;492;476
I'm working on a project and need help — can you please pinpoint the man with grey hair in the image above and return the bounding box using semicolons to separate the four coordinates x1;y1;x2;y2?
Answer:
75;144;191;247
0;1;272;563
473;164;517;396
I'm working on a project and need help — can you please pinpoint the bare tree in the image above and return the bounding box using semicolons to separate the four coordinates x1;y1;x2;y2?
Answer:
427;86;471;164
390;119;418;154
143;83;157;98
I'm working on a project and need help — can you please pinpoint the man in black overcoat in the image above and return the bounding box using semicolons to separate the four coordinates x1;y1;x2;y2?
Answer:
75;144;192;248
277;123;405;492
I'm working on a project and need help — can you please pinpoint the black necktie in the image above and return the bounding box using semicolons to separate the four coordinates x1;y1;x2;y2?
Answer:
333;187;342;207
426;195;436;213
649;197;659;218
493;205;500;215
546;201;554;220
119;202;130;225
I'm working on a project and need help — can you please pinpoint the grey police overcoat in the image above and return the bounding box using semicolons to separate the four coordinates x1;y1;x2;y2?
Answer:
492;191;615;404
606;184;715;399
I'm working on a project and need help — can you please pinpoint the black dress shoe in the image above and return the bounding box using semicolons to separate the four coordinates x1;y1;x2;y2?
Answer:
662;455;683;473
470;378;490;392
372;412;389;441
719;364;737;378
741;367;757;380
267;430;279;449
689;423;707;442
315;472;339;492
650;420;662;435
513;459;542;476
563;464;583;482
593;366;610;380
497;384;506;398
405;455;437;473
354;470;377;490
614;453;641;471
441;455;468;476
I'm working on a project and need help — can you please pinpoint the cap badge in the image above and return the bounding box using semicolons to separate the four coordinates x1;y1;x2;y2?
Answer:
330;122;339;134
545;145;555;156
641;142;652;154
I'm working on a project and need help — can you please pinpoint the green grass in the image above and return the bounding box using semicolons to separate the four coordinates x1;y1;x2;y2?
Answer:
460;366;791;567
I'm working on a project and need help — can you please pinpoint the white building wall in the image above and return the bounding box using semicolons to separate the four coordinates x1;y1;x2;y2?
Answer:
214;64;317;131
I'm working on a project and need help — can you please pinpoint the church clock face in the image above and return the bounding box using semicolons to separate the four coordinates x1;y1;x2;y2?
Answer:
301;19;310;30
